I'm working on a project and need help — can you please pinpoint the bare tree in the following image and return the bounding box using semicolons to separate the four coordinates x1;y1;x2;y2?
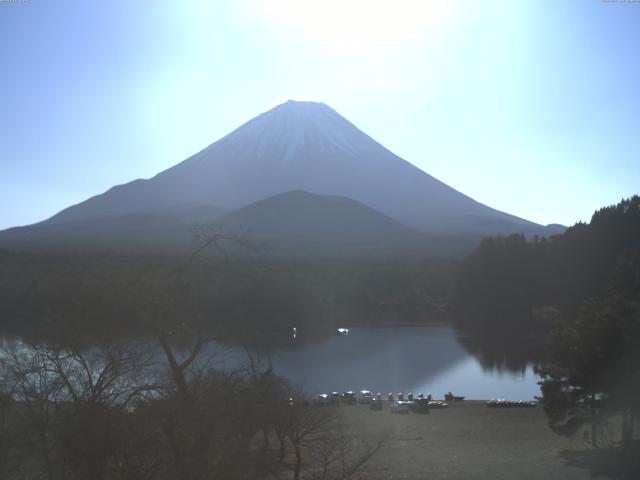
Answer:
156;326;219;398
310;423;383;480
285;404;336;480
0;340;160;480
43;341;158;409
0;366;18;479
1;343;66;480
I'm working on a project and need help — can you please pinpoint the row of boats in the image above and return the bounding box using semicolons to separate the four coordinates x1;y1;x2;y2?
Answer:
314;390;445;404
312;391;536;411
313;390;453;413
486;399;537;408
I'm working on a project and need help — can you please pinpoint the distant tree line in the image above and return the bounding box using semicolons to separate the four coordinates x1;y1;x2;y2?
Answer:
0;249;457;346
453;195;640;334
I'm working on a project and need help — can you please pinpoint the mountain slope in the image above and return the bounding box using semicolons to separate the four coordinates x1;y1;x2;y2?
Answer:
0;191;432;255
41;100;557;236
0;204;225;252
214;190;424;254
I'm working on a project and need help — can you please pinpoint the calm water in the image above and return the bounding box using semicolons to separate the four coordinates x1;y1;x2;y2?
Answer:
0;325;541;400
212;325;541;400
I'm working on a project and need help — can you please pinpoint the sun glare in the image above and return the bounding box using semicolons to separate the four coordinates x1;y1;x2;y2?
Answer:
249;0;454;52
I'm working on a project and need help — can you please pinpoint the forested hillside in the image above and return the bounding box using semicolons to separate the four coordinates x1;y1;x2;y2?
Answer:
453;196;640;335
0;249;456;347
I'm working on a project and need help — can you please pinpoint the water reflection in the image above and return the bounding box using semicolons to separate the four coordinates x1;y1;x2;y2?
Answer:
454;329;546;374
211;325;542;400
0;325;543;400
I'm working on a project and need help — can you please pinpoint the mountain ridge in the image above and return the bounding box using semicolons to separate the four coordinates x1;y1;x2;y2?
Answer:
40;100;555;236
0;100;565;255
0;190;437;256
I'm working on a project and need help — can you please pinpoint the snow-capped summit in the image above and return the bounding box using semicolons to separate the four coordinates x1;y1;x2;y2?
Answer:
218;100;364;160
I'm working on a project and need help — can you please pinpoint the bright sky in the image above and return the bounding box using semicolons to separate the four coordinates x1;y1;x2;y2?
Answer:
1;0;639;229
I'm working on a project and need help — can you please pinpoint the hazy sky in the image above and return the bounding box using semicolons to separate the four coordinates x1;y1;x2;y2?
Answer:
1;0;639;230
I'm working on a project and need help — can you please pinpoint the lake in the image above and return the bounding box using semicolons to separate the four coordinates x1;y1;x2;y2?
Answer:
0;324;542;400
211;325;542;400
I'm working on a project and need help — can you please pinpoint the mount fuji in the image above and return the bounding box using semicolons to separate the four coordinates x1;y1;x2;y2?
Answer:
0;100;563;254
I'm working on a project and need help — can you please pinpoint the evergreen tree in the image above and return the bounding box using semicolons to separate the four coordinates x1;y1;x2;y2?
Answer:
536;246;640;448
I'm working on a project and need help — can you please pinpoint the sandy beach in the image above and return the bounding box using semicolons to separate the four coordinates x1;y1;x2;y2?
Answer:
338;400;594;480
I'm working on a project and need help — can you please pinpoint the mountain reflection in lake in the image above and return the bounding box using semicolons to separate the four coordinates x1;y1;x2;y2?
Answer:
209;326;541;400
